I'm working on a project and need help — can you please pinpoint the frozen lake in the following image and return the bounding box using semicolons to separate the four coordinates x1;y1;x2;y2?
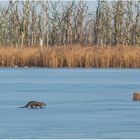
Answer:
0;68;140;138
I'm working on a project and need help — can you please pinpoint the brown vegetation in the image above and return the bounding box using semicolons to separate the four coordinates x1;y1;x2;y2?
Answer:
133;93;140;101
0;45;140;68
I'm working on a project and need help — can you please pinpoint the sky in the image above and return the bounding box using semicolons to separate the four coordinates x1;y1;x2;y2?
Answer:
87;0;98;11
1;0;98;15
1;0;98;9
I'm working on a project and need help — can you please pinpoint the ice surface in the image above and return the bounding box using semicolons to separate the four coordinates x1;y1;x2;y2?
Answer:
0;68;140;138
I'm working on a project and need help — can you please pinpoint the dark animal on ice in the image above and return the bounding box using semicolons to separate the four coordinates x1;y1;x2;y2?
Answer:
20;101;46;108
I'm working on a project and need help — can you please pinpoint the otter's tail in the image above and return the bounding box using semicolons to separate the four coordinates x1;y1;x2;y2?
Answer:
19;105;27;108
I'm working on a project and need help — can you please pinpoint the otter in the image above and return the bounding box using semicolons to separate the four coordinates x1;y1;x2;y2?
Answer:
133;93;140;101
20;101;46;108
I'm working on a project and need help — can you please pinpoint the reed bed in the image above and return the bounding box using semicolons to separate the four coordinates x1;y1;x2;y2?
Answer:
0;45;140;68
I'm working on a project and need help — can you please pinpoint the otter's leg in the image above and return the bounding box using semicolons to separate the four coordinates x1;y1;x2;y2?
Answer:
30;105;34;108
35;105;38;108
39;105;43;108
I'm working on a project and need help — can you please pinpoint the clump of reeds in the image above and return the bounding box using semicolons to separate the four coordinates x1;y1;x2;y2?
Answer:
0;45;140;68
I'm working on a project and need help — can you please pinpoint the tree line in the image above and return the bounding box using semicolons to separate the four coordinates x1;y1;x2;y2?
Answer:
0;0;140;47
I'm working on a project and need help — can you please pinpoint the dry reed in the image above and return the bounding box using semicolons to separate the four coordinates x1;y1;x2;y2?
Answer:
0;45;140;68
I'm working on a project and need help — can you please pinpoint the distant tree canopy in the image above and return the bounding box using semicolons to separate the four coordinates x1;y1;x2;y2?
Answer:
0;0;140;47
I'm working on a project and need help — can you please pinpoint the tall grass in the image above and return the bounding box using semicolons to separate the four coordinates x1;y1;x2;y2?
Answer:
0;45;140;68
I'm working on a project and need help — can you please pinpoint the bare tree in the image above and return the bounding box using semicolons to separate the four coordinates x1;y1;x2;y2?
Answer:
0;0;140;47
112;1;124;45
